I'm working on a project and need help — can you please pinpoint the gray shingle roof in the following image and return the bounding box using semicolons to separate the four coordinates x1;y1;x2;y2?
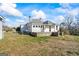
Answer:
31;19;42;23
30;19;43;25
43;21;55;25
28;19;56;26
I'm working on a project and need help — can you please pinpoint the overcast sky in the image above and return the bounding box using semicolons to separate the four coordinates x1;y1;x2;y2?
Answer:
0;3;79;27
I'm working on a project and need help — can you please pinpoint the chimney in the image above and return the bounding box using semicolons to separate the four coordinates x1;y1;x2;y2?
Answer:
39;18;42;21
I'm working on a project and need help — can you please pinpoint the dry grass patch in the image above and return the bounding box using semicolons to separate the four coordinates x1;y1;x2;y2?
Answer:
0;31;79;55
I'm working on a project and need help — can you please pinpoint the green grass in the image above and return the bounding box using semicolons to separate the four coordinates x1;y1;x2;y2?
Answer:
0;31;79;56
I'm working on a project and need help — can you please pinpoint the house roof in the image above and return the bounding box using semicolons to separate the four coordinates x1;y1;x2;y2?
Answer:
43;21;55;25
27;19;56;26
31;19;42;23
30;19;43;25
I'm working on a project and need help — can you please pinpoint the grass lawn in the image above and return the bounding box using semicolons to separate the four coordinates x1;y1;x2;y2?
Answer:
0;31;79;56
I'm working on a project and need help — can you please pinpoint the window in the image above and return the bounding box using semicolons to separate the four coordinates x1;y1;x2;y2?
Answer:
36;25;37;27
49;26;51;32
33;25;35;27
56;26;58;30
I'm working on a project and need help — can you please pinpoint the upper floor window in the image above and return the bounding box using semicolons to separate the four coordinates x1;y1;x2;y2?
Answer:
33;25;42;28
39;26;40;27
36;25;38;27
33;25;35;27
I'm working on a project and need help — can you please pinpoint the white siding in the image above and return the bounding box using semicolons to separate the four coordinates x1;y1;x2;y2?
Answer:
54;25;59;32
57;26;59;31
44;28;57;32
20;25;28;33
21;24;32;33
20;24;59;33
31;25;42;32
44;25;59;32
54;25;57;32
51;28;55;32
0;21;2;39
44;28;49;32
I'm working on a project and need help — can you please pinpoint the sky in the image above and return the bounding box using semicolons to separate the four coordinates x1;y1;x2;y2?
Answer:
0;3;79;27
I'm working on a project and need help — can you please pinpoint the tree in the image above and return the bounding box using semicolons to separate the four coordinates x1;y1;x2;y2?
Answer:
59;15;74;35
16;27;20;32
76;14;79;28
71;15;79;35
60;22;70;35
64;15;73;30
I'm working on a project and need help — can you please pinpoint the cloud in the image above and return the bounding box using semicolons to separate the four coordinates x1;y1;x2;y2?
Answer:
13;20;25;28
3;18;13;28
59;3;71;9
0;0;15;3
54;8;69;14
16;19;25;23
1;3;16;8
54;3;79;20
31;10;47;19
13;17;29;28
59;3;79;16
57;16;65;20
5;18;11;22
53;15;65;24
0;3;23;17
4;19;25;28
4;17;28;28
69;8;79;16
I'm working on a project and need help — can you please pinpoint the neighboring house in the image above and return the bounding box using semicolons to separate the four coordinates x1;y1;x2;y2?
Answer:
20;19;59;36
0;16;3;39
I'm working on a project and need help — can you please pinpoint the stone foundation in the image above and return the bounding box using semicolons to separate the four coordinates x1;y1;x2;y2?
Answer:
30;32;59;37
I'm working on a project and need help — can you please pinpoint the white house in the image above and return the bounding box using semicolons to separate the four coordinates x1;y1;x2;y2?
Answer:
20;19;59;34
0;16;3;39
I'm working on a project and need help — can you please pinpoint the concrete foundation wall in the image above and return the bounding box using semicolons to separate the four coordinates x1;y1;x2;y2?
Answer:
30;32;59;37
32;27;42;32
37;32;52;36
44;28;49;32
